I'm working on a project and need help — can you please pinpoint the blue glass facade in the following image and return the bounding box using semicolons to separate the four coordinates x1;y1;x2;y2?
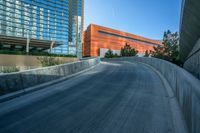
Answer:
68;0;84;57
0;0;84;56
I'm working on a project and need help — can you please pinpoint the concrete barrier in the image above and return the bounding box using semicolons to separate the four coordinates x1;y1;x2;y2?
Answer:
183;38;200;80
0;58;100;95
110;57;200;133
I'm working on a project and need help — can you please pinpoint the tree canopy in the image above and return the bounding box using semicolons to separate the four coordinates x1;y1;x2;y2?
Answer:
148;30;180;64
121;43;138;57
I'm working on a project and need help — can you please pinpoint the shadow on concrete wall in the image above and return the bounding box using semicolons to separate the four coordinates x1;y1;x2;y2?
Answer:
0;58;100;96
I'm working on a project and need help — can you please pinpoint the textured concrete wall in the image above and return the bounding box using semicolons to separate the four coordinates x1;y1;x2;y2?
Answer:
0;58;100;94
108;57;200;133
180;0;200;61
184;39;200;79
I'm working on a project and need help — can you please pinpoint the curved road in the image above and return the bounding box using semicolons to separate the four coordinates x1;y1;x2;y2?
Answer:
0;60;180;133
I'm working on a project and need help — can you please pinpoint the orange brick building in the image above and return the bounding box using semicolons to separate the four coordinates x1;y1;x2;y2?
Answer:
83;24;162;57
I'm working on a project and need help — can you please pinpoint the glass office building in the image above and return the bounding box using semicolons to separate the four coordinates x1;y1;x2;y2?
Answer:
0;0;84;57
68;0;84;57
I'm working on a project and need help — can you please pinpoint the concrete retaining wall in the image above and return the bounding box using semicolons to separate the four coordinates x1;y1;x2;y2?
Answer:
0;58;100;95
184;38;200;80
179;0;200;61
117;57;200;133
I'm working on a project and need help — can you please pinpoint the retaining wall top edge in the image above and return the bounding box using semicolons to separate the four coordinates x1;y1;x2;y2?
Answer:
0;58;100;76
135;57;200;95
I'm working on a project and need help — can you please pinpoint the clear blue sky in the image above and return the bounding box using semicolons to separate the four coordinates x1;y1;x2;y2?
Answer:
84;0;182;40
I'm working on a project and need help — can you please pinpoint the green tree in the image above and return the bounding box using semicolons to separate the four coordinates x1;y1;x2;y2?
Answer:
150;30;180;63
121;43;138;57
144;50;150;57
105;49;114;58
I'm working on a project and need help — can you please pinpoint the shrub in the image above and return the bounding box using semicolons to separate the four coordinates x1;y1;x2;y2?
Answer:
121;43;138;57
113;53;120;58
144;50;150;57
37;56;64;67
0;67;19;73
105;49;114;58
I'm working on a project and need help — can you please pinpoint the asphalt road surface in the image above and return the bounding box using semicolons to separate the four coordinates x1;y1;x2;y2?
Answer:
0;60;181;133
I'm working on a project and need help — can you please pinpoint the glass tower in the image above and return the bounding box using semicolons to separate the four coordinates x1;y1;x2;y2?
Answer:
0;0;84;57
68;0;84;58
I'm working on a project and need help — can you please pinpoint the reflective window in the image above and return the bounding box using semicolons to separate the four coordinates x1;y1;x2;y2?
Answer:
0;0;83;55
